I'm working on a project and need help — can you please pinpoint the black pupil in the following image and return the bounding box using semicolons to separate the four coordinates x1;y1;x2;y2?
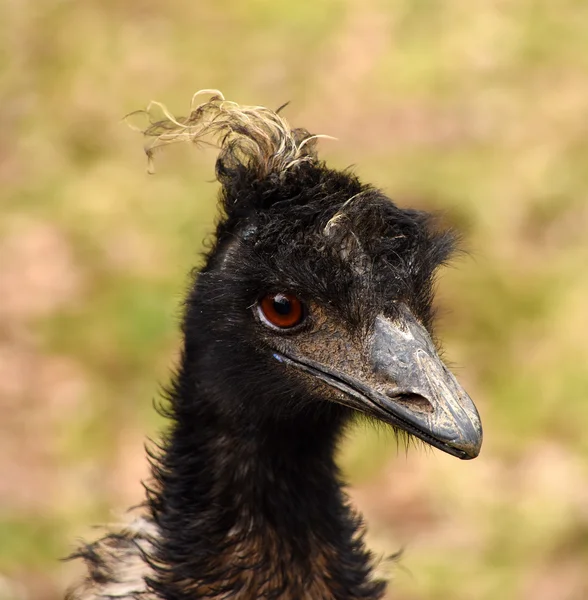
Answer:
273;295;292;315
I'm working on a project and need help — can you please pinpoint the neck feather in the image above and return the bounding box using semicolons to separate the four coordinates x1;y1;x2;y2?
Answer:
145;356;386;600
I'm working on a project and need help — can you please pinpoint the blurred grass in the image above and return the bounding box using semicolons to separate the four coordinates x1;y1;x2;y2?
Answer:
1;1;588;599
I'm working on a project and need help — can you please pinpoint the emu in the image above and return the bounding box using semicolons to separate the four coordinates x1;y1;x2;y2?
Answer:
68;92;482;600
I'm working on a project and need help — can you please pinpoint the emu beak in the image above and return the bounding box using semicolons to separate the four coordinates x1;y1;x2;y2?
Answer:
369;310;482;460
273;305;482;459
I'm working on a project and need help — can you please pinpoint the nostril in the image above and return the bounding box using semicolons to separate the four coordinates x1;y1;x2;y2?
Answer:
386;392;434;414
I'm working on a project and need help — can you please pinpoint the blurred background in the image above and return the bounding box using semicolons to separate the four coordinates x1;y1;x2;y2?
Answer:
1;1;588;599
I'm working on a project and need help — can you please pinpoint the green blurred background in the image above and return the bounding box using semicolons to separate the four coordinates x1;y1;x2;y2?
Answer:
1;1;588;598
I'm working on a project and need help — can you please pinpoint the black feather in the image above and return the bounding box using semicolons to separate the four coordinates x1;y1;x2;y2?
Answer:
68;93;460;600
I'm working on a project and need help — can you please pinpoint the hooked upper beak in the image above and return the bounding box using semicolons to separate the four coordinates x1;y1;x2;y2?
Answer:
275;307;482;460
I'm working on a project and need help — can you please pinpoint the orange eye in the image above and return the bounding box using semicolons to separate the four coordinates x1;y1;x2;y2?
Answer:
258;293;305;330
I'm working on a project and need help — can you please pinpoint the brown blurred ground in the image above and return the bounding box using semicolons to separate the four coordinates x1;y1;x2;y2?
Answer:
1;1;588;599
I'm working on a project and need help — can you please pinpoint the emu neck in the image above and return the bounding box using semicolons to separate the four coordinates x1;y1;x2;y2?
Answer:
148;380;384;599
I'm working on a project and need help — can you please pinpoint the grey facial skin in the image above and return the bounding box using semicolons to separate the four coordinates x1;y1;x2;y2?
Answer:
272;305;482;460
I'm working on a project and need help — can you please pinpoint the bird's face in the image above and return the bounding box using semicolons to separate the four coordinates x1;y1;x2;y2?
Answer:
255;293;481;460
194;188;482;460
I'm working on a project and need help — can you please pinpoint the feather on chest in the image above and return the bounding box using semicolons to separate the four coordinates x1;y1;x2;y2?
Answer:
68;515;384;600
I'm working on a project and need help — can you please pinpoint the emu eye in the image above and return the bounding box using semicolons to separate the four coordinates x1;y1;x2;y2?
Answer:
258;293;305;330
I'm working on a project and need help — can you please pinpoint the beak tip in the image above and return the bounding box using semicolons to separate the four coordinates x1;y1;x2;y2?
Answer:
453;422;483;460
459;444;482;460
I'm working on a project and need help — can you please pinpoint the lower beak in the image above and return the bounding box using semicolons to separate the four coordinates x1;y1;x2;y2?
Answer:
368;311;482;459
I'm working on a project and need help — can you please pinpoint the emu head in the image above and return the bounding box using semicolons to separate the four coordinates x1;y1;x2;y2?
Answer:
140;91;482;460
